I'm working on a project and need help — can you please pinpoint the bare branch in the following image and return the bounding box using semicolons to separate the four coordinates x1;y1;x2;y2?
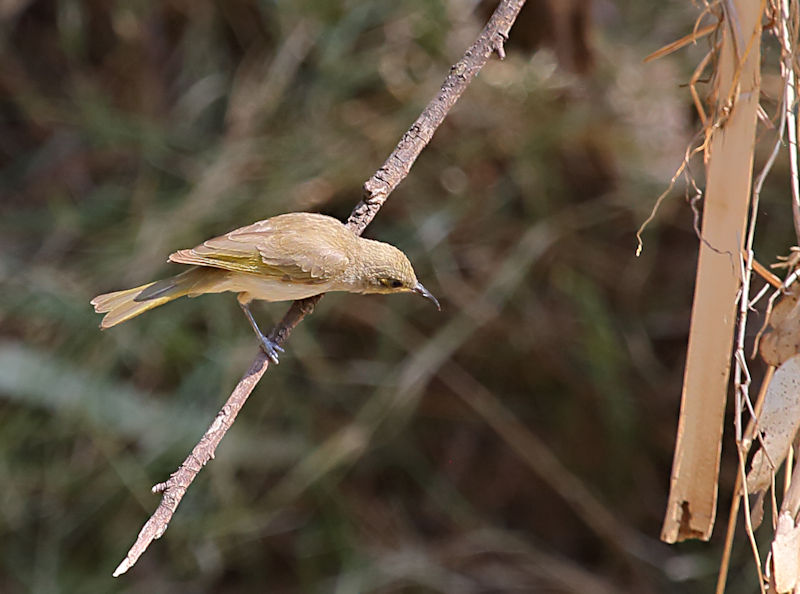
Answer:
113;0;527;576
113;355;269;577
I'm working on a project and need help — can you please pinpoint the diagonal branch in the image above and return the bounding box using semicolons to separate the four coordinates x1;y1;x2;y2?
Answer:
112;0;527;577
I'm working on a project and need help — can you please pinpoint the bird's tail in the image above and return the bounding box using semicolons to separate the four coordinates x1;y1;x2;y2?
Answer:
91;267;220;329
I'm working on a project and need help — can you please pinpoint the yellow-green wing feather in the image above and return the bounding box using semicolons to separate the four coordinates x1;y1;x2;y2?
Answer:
169;213;352;284
169;237;267;274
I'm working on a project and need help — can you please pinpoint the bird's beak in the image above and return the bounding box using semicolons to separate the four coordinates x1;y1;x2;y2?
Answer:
412;282;441;311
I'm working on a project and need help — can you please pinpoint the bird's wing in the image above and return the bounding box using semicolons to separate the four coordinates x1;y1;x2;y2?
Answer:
169;213;351;284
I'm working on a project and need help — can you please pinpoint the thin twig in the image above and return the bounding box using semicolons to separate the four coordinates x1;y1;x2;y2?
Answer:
643;23;718;64
112;0;527;577
112;354;270;576
716;366;773;594
737;443;768;593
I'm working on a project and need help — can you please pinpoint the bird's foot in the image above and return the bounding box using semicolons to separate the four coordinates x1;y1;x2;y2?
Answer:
258;334;285;364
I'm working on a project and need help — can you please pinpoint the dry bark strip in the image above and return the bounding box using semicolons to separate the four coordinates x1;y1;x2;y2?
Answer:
660;0;763;543
113;0;527;577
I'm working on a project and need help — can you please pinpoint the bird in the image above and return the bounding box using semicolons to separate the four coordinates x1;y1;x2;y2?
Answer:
91;212;440;363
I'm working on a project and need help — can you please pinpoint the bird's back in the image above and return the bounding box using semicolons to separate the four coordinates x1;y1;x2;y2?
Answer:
169;212;356;284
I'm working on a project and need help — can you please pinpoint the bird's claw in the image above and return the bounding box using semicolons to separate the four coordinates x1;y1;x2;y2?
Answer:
258;334;285;364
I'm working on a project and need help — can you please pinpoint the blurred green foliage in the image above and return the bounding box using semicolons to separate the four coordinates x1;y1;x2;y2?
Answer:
1;0;793;592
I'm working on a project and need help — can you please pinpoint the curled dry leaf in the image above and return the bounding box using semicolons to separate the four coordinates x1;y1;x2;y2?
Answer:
747;355;800;494
761;286;800;367
772;512;800;593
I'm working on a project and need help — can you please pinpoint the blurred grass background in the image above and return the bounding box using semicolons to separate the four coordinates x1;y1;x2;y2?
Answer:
1;0;795;592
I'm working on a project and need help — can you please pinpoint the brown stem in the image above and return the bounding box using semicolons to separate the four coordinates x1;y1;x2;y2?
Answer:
113;355;269;576
113;0;527;577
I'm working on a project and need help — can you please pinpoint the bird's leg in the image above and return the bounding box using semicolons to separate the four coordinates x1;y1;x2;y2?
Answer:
237;294;284;364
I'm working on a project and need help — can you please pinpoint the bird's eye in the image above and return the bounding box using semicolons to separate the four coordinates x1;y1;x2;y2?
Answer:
381;278;403;289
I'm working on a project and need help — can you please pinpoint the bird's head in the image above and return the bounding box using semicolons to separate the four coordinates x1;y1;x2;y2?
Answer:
355;239;440;310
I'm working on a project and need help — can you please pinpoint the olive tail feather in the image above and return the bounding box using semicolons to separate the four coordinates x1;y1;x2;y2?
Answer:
90;267;215;329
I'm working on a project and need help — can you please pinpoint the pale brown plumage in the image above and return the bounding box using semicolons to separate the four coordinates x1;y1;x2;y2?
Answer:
91;213;439;363
169;213;353;284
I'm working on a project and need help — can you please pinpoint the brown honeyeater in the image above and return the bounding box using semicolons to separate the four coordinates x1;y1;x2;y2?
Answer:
91;212;440;363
